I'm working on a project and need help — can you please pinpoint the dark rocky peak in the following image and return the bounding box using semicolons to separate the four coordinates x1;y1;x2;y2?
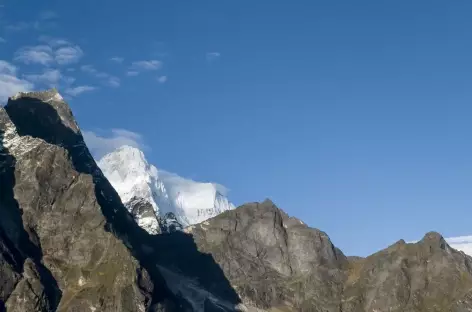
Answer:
0;90;241;311
8;89;79;134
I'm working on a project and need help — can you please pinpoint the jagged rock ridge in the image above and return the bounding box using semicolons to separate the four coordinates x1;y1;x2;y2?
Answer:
186;200;472;311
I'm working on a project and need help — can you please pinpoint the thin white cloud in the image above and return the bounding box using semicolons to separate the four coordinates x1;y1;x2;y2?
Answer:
14;45;54;65
157;75;167;83
63;76;76;85
83;128;148;159
64;85;96;97
159;170;232;197
206;52;221;62
39;11;57;20
80;64;120;88
127;71;139;77
80;64;97;74
38;36;70;47
6;22;30;31
55;46;83;65
0;60;34;103
0;37;5;43
110;57;124;63
106;76;120;88
14;41;84;67
130;60;162;71
25;69;62;87
0;61;16;75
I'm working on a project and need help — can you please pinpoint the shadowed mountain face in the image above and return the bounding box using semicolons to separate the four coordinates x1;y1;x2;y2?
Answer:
1;90;472;312
0;90;240;311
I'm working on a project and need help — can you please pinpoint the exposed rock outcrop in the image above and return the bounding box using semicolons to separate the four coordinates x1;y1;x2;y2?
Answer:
125;196;161;234
0;90;240;311
186;200;472;311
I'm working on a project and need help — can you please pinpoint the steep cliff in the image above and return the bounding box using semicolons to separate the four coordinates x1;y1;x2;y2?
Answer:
0;90;240;312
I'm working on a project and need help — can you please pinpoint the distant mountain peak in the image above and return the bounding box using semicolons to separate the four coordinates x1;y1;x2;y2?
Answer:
97;145;235;233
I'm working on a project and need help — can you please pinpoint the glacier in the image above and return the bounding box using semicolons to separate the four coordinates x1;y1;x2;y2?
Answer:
97;145;235;233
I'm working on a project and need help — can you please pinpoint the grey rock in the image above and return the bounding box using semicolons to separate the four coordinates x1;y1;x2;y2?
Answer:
186;201;472;311
185;199;347;310
0;90;240;311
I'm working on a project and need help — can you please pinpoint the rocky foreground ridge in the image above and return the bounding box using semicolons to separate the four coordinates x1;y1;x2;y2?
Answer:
1;89;472;312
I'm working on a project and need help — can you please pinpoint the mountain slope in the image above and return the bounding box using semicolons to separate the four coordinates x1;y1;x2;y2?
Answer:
97;145;235;233
0;89;241;311
185;200;472;311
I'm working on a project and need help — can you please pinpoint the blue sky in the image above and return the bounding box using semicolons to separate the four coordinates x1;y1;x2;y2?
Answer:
1;0;472;256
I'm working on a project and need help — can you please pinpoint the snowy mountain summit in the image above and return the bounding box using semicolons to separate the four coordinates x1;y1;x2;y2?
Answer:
97;145;235;233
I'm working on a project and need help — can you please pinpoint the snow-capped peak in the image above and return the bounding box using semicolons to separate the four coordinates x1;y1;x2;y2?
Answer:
98;145;163;211
97;145;235;233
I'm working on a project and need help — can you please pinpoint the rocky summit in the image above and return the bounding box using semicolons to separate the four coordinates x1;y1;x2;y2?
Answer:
1;89;472;312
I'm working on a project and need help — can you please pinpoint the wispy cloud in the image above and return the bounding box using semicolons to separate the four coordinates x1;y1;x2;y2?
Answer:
159;170;231;197
6;11;57;33
24;68;75;90
83;128;148;159
80;64;98;74
0;37;5;43
14;45;54;65
131;60;162;70
206;52;221;62
25;69;62;87
126;60;162;77
39;36;71;47
106;76;120;87
55;46;83;65
14;41;83;66
0;60;34;103
127;71;139;77
39;10;57;20
157;75;167;83
110;57;124;63
0;61;16;75
64;85;96;97
80;64;120;88
6;21;30;31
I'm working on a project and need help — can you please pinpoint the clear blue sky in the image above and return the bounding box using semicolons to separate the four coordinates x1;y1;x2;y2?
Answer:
1;0;472;256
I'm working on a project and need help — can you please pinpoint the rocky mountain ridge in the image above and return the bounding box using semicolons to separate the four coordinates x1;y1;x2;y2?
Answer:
1;89;472;312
